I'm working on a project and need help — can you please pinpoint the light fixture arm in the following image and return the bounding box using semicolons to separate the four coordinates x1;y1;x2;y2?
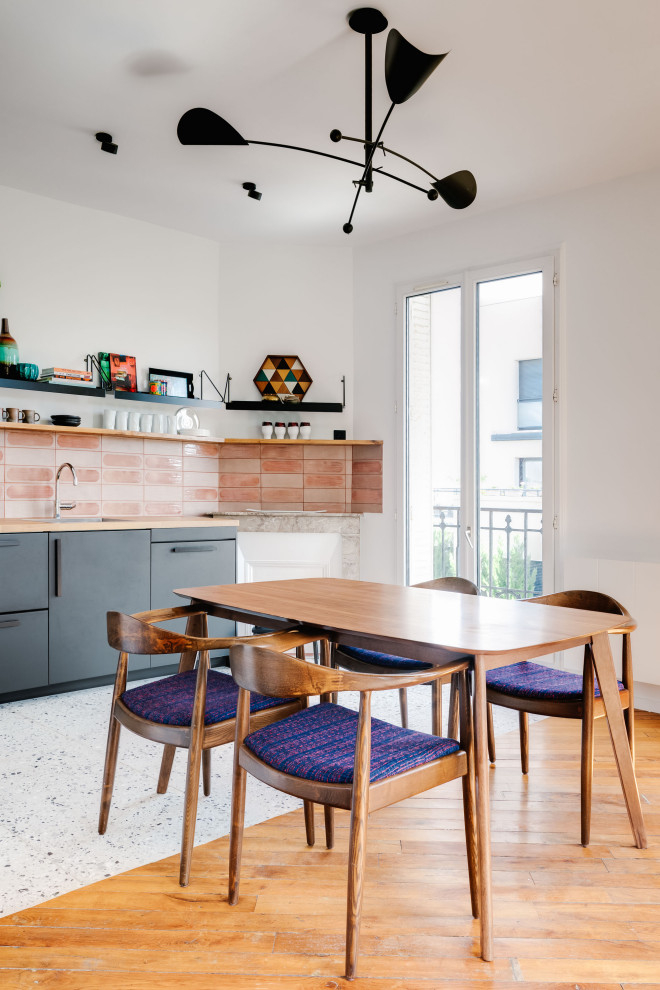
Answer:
344;101;395;233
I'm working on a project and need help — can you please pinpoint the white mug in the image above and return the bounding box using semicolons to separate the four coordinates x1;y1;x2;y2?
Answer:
287;424;300;440
153;414;168;434
103;409;116;429
141;413;153;433
128;412;141;431
165;416;175;435
300;424;311;439
115;410;128;431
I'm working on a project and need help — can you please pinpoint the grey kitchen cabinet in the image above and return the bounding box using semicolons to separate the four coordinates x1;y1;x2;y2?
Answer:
0;533;48;613
150;536;236;667
48;529;151;684
0;610;48;693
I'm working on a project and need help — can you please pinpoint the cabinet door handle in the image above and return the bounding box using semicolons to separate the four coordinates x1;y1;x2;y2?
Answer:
0;619;20;629
171;545;216;553
55;538;62;597
0;540;20;548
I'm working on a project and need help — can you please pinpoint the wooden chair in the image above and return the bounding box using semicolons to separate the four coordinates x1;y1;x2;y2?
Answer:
227;644;480;981
334;576;479;736
99;604;319;886
485;590;635;845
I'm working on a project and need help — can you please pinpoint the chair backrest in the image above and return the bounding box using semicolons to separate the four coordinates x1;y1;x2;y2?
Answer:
107;607;311;656
413;576;479;596
230;644;470;699
524;589;632;627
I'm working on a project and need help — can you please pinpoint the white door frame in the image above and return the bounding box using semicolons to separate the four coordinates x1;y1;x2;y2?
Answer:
395;254;559;592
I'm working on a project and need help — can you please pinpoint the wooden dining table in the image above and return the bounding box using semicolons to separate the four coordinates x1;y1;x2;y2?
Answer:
175;576;646;961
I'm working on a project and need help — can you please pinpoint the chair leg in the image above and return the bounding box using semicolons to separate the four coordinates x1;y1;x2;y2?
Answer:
179;652;209;888
313;640;320;664
448;674;459;740
458;670;480;919
431;680;443;736
157;745;177;794
228;756;248;906
487;703;496;764
324;806;335;849
345;694;371;981
202;749;211;797
303;800;316;846
624;703;635;765
519;711;529;775
399;687;409;729
98;715;121;834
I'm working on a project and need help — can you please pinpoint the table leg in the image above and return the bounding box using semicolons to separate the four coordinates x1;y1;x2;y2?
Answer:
473;654;493;961
591;632;647;849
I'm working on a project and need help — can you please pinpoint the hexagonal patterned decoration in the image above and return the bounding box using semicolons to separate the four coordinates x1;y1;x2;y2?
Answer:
253;355;313;399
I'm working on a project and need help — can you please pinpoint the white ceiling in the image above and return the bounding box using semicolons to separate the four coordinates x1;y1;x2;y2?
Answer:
1;0;659;246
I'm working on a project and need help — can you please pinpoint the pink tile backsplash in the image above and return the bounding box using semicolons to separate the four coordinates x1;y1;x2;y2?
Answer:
0;432;382;517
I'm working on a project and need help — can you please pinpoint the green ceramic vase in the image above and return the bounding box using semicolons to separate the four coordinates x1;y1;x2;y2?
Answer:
0;318;19;378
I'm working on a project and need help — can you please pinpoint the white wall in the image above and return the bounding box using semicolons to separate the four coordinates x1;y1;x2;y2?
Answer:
0;186;354;440
353;166;660;701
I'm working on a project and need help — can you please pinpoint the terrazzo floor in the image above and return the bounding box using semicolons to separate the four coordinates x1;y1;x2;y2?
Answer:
0;661;542;916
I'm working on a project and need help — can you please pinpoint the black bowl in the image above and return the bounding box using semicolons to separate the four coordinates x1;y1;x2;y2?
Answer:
51;415;81;426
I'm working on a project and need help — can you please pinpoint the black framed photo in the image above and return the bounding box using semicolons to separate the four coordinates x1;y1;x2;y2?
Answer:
148;367;194;399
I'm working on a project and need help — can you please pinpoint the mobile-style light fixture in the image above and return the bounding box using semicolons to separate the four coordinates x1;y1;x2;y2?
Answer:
177;7;476;234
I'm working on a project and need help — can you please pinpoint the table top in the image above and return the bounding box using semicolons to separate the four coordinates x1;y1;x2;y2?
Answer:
175;577;630;657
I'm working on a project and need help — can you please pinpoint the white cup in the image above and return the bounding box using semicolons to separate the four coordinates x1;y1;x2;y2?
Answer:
128;412;141;431
153;414;168;434
274;425;286;440
141;413;153;433
287;424;299;439
103;409;116;430
115;410;128;431
261;423;273;439
165;416;175;435
300;424;311;439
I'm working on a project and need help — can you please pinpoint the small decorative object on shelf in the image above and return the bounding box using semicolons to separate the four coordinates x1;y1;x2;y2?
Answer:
287;422;299;439
254;355;312;401
0;318;19;378
300;421;311;439
18;363;39;380
109;354;138;392
149;379;168;395
50;415;81;427
261;421;273;439
149;367;194;399
274;421;286;439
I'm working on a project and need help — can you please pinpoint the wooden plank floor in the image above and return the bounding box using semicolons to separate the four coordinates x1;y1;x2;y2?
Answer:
1;711;659;988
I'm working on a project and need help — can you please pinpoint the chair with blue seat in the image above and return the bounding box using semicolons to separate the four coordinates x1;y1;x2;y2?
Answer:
227;643;480;981
485;589;635;845
99;605;319;886
334;576;479;736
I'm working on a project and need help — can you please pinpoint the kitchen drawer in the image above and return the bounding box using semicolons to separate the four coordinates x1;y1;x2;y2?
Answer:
0;533;48;613
0;610;48;694
150;539;236;666
150;527;236;543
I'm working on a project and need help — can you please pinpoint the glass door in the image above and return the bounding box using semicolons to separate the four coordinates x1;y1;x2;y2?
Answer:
404;259;555;598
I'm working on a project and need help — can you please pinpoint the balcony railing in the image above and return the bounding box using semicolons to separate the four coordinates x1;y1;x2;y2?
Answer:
433;494;543;600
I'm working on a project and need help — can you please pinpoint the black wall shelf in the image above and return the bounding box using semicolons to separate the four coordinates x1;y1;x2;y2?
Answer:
113;391;222;409
226;400;343;412
0;379;105;398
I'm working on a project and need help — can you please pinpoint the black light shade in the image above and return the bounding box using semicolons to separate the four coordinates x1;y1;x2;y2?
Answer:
177;108;248;145
384;29;447;104
431;170;477;210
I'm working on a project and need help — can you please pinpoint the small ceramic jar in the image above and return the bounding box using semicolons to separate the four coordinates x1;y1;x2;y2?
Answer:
287;421;299;439
261;421;273;439
300;421;311;439
274;421;286;440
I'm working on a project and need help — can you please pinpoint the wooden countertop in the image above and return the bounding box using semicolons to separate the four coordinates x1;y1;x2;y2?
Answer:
0;423;381;445
0;516;238;534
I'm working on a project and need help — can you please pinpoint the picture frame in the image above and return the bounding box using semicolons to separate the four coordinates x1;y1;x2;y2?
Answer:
148;367;194;399
108;353;137;392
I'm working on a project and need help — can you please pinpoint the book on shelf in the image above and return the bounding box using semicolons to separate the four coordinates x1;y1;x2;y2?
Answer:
38;376;95;387
39;367;92;381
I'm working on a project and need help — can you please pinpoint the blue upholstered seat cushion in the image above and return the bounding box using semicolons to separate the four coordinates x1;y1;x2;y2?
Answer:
337;644;432;672
486;661;624;701
121;669;292;727
244;702;460;784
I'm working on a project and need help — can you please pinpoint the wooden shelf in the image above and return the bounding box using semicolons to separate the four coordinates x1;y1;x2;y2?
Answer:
0;423;380;446
226;400;343;412
0;378;105;398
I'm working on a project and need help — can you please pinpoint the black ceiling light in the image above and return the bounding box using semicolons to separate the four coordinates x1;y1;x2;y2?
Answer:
95;131;118;154
242;181;262;201
177;7;476;234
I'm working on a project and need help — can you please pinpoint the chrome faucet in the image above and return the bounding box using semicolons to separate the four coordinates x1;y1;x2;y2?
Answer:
55;462;78;519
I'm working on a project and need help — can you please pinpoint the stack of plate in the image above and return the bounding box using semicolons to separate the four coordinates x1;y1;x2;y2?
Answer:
178;427;212;437
51;415;81;427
